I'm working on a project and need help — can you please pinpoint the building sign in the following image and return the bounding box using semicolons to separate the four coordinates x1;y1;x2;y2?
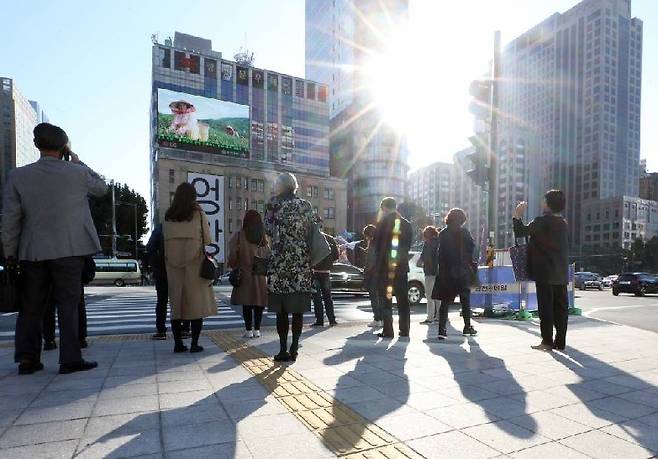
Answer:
252;70;264;89
188;173;225;262
267;73;278;91
282;77;292;96
251;121;264;149
221;62;233;81
156;88;249;157
236;66;248;85
204;58;217;78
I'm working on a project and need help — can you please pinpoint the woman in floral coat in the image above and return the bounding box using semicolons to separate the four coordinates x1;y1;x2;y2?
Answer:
265;172;315;362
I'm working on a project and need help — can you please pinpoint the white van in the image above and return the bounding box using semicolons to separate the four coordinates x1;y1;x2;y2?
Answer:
408;251;426;305
91;259;141;287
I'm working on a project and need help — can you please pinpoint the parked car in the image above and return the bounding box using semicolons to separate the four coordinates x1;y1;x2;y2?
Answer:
330;263;367;295
602;275;618;288
574;272;603;291
612;272;658;296
407;251;425;306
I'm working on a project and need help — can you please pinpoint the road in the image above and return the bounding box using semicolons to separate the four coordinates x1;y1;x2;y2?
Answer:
575;288;658;334
1;285;656;341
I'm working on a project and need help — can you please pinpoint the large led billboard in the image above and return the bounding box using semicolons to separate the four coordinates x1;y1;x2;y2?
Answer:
157;88;249;157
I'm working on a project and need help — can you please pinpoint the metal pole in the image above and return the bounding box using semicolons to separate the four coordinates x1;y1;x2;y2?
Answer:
111;181;117;258
489;31;501;247
133;204;138;260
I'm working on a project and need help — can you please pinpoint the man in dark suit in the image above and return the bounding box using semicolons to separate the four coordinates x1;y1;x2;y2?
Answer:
373;197;413;338
513;189;569;351
2;123;106;374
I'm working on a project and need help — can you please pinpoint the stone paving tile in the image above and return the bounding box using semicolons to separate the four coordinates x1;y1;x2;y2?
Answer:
214;381;270;403
425;402;500;429
509;441;589;458
29;388;99;408
542;384;608;403
221;398;288;422
0;409;23;428
550;402;628;429
375;411;453;441
508;390;575;413
438;384;500;403
407;430;500;459
156;370;206;383
84;412;160;438
601;419;658;454
616;388;658;410
15;400;95;425
587;396;658;419
404;391;462;411
161;402;230;427
0;439;78;459
237;412;311;439
0;394;38;411
474;396;528;420
348;397;417;422
98;382;159;400
330;385;388;404
76;429;162;459
157;379;212;395
162;420;236;451
93;395;159;417
159;389;216;410
506;410;592;440
463;420;550;454
165;440;253;459
560;429;656;459
578;379;639;396
242;430;334;459
636;412;658;428
103;375;157;388
0;418;86;448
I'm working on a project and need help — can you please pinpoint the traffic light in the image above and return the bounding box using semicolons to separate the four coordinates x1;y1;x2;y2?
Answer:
469;79;492;121
466;135;489;187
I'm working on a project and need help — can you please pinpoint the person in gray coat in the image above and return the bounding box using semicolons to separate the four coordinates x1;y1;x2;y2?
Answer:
1;123;107;375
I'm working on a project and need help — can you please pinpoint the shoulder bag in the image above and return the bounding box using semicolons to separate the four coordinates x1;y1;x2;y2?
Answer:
308;222;331;267
198;212;219;281
228;232;242;287
510;237;531;282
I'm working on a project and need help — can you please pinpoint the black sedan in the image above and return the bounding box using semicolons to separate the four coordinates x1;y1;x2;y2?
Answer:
612;272;658;296
330;263;368;295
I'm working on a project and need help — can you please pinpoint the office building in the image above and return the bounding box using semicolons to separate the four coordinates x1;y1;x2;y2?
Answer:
0;77;42;215
306;0;410;232
495;0;643;249
582;196;658;249
640;172;658;201
408;162;453;225
151;32;346;264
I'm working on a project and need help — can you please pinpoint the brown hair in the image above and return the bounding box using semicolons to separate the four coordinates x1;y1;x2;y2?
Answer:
165;183;200;222
423;226;438;239
243;209;265;245
444;208;467;228
363;224;376;239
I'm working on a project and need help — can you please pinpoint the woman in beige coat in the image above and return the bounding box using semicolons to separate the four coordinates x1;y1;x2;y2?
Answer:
164;182;216;353
228;210;270;339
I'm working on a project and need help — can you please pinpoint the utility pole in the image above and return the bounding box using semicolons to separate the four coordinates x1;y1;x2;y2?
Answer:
111;181;117;259
489;31;501;247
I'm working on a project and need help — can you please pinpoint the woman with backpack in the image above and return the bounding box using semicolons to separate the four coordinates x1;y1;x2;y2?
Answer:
228;210;270;339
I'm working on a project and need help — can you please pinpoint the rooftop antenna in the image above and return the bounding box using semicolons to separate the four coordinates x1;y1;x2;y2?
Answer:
234;32;255;67
151;33;159;44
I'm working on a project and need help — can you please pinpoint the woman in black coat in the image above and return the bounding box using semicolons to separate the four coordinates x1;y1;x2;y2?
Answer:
431;208;478;339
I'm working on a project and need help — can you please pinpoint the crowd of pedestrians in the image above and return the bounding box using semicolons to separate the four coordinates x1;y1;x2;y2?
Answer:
1;123;571;376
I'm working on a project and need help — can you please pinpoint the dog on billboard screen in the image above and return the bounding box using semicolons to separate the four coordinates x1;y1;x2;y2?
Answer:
168;100;209;141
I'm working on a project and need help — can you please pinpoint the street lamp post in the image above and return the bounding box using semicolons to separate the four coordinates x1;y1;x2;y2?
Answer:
111;180;117;259
117;201;139;260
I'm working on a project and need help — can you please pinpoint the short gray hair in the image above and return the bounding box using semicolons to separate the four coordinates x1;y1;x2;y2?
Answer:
276;172;298;194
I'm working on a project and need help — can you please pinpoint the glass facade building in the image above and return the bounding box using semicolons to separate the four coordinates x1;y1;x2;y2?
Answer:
496;0;643;249
306;0;410;232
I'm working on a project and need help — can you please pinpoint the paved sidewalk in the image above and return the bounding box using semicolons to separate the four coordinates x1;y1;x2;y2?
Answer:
0;313;657;458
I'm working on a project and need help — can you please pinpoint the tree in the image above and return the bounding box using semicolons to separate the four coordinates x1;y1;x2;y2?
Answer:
89;183;148;258
578;244;628;275
399;201;433;244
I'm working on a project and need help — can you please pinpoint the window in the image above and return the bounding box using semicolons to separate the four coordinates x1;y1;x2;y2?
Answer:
324;188;335;200
306;186;312;198
313;186;319;198
251;179;257;191
228;198;233;210
318;85;327;102
228;176;234;189
244;198;249;210
168;169;175;184
244;177;249;190
323;207;335;219
228;219;233;233
235;176;241;190
258;180;265;193
307;83;316;100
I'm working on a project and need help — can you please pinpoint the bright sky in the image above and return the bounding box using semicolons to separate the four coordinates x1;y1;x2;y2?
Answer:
1;0;656;206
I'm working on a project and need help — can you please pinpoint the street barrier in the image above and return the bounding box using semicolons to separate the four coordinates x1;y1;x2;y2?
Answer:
470;264;575;314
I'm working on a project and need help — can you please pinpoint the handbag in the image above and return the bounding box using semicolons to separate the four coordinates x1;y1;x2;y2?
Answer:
229;232;242;287
0;260;21;313
198;211;218;281
308;222;331;267
510;237;532;281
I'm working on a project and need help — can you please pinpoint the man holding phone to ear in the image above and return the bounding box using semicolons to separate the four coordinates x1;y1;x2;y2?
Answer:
1;123;107;375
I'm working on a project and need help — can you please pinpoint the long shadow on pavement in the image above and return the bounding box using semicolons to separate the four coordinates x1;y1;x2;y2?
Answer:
424;321;538;438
